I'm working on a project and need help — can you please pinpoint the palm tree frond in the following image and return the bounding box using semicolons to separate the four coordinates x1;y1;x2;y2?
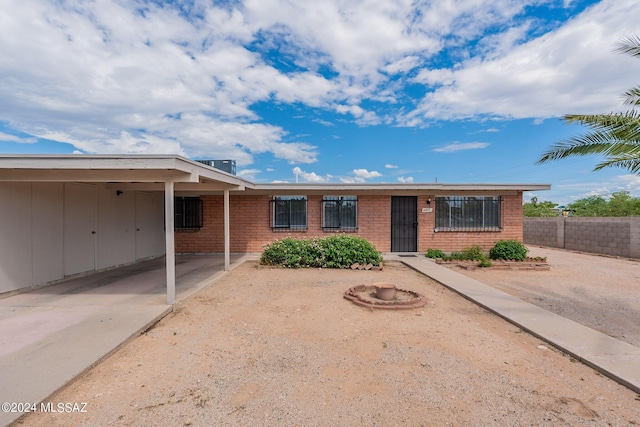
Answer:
537;132;640;165
614;35;640;58
540;35;640;175
537;138;617;164
562;112;640;142
622;86;640;106
563;110;640;128
594;156;640;174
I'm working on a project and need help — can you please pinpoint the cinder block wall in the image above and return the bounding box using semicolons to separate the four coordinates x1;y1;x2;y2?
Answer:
523;217;564;248
176;193;525;254
524;216;640;258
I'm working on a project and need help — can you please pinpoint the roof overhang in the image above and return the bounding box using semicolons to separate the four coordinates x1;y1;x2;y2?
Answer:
245;182;551;196
0;155;250;192
0;155;551;194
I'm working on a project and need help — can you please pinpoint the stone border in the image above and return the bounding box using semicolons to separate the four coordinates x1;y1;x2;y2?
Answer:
435;259;550;271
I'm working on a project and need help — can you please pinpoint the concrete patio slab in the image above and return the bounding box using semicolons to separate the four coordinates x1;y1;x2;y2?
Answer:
0;254;254;427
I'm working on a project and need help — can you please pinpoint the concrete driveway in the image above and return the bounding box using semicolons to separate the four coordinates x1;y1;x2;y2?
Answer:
0;254;252;426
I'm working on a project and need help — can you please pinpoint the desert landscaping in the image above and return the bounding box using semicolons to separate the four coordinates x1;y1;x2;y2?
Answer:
18;258;640;426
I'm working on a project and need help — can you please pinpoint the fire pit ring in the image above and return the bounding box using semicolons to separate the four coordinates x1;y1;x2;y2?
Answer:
344;284;427;310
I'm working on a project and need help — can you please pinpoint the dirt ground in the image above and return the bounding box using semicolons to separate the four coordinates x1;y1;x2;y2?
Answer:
18;260;640;426
452;246;640;348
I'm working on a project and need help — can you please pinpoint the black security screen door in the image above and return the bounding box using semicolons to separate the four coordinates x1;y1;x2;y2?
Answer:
391;196;418;252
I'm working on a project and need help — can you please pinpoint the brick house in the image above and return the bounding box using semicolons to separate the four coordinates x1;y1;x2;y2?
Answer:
175;185;534;254
0;155;549;303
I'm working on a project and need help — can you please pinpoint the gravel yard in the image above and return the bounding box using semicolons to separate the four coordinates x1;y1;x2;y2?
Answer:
452;246;640;348
18;260;640;426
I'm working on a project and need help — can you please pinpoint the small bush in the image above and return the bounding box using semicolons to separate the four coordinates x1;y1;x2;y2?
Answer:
460;245;486;261
425;248;446;259
260;235;382;268
478;258;493;268
489;240;529;261
319;235;382;268
440;245;487;261
259;237;324;268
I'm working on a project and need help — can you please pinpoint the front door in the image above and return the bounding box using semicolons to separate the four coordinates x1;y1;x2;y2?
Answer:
391;196;418;252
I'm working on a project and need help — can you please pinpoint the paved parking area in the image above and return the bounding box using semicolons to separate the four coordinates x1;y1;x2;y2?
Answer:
0;254;251;426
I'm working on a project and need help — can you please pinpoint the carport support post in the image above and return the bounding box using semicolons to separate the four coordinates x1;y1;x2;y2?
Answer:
165;182;176;305
224;189;230;271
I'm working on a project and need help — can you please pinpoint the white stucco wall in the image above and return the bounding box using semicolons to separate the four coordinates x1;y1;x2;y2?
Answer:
97;187;136;269
32;183;64;284
0;182;166;295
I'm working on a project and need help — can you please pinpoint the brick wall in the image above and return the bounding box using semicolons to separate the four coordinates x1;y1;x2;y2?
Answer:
176;193;525;254
419;194;523;252
524;216;640;258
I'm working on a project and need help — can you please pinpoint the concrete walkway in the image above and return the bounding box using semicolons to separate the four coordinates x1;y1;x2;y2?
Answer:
0;254;253;427
387;254;640;394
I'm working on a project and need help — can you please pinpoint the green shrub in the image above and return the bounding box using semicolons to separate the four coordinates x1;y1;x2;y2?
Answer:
319;235;382;268
260;235;382;268
489;240;529;261
425;248;446;259
439;245;487;261
460;245;486;261
259;237;324;268
478;258;493;268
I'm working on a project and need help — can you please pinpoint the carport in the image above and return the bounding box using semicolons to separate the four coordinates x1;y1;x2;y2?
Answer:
0;251;256;426
0;155;251;304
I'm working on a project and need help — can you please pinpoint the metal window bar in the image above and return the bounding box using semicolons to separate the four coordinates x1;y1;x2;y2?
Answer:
270;197;307;230
322;197;358;230
435;196;501;231
175;197;203;229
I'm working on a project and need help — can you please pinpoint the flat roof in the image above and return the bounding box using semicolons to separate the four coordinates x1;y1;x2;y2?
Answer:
0;155;551;193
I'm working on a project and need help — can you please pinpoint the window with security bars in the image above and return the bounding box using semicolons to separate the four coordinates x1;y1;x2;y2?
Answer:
322;196;358;230
435;196;501;231
175;197;203;229
271;196;307;230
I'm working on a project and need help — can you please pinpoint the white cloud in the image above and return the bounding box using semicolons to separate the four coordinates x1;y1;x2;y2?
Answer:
403;0;640;123
0;0;324;163
612;174;640;195
385;164;399;169
340;168;382;183
237;168;261;180
292;166;328;182
433;142;490;153
384;56;421;75
546;174;640;205
335;104;381;125
353;169;382;179
1;0;638;163
397;176;414;183
312;118;335;127
0;132;37;143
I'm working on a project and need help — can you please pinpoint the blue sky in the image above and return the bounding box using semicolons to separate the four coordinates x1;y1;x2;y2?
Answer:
1;0;639;204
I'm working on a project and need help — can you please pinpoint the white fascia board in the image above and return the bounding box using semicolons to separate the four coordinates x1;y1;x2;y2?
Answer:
247;183;551;194
0;155;252;186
